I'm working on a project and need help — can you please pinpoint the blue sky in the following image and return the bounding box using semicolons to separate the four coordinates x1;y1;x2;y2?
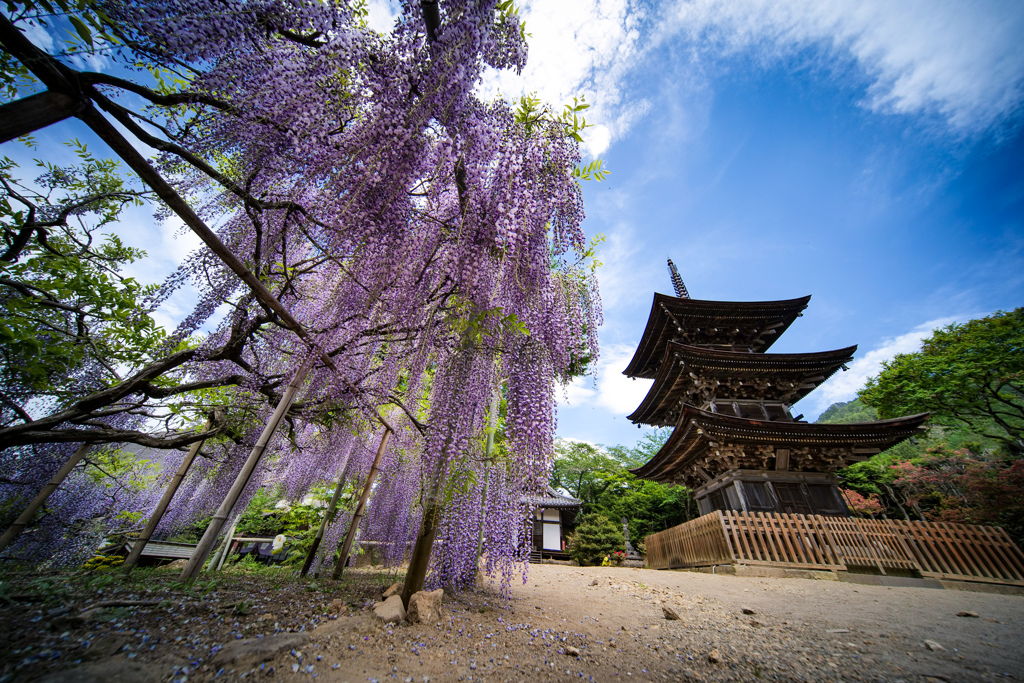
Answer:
6;1;1023;452
469;0;1024;448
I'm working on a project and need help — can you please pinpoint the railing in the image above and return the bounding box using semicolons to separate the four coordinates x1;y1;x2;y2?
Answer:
644;511;1024;586
720;511;843;570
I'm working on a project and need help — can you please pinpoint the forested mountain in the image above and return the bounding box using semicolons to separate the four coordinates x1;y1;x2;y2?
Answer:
816;398;879;425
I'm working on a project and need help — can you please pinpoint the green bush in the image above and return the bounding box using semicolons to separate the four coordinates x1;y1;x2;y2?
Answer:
567;514;624;566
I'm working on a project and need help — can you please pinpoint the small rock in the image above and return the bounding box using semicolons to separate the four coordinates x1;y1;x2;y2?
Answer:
956;611;979;618
211;633;310;668
662;606;680;621
407;589;444;624
373;595;406;624
259;612;275;622
383;582;405;599
708;649;722;664
329;598;348;614
590;579;599;587
825;628;849;634
565;646;580;657
741;608;755;615
924;640;945;651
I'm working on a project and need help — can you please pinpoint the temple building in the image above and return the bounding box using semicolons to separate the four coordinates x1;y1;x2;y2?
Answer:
625;260;928;517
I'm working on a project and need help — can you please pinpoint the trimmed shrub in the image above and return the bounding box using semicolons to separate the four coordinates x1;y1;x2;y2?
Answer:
567;514;624;566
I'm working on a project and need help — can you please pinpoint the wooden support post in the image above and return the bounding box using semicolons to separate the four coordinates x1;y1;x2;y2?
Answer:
179;355;313;581
0;15;333;371
301;459;352;578
123;422;211;575
212;513;242;572
332;427;393;580
0;444;90;553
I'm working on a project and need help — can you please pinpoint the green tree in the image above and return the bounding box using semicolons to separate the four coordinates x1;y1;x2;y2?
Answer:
1;149;162;412
566;513;623;566
551;430;695;545
859;309;1024;454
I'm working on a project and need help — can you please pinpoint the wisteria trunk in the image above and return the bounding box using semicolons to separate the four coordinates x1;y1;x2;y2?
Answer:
300;459;353;578
0;443;90;553
332;427;393;580
401;492;442;608
179;355;313;581
123;423;211;574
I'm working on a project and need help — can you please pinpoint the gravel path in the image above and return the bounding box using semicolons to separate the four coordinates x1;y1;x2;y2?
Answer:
284;564;1023;683
8;564;1022;682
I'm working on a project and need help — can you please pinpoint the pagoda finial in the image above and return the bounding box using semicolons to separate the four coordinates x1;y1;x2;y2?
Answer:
667;258;690;299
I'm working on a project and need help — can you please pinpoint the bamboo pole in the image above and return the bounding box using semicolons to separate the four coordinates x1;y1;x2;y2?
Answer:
123;421;212;574
212;513;242;572
332;426;393;580
179;355;314;581
0;443;90;553
301;459;353;578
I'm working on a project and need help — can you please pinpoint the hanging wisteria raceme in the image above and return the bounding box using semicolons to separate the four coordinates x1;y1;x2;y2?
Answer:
359;427;425;569
480;465;533;594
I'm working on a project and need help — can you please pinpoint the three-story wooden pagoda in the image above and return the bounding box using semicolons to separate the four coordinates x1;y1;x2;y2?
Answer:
625;260;928;517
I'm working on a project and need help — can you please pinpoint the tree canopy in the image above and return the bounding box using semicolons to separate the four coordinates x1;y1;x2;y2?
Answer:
550;431;695;544
859;309;1024;454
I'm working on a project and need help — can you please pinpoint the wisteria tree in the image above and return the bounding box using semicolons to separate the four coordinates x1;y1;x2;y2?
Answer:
0;0;603;594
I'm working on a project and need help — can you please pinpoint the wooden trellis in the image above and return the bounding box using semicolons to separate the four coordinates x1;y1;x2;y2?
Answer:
644;511;1024;586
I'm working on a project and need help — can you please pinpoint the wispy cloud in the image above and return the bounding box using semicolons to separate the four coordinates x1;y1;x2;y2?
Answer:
366;0;401;33
476;0;1024;156
478;0;648;155
796;315;967;418
561;343;653;415
663;0;1024;135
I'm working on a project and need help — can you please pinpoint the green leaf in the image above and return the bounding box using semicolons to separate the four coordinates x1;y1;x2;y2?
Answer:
68;15;94;47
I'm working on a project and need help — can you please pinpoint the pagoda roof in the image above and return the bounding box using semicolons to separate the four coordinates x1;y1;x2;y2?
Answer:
629;406;928;484
622;293;812;379
627;342;857;426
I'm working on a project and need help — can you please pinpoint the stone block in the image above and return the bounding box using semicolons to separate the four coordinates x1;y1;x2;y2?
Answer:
406;588;444;624
373;594;406;623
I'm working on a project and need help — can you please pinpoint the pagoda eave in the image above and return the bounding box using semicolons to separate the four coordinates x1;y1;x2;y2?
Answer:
623;293;812;379
626;342;857;426
630;407;929;487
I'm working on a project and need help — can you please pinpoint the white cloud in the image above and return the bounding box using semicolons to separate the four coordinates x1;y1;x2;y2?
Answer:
662;0;1024;134
477;0;646;156
796;315;966;418
562;343;653;415
366;0;401;34
479;0;1024;158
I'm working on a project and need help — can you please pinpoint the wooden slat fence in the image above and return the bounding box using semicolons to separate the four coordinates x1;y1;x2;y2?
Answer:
645;512;732;570
889;520;1024;585
721;511;843;571
644;511;1024;586
820;517;918;573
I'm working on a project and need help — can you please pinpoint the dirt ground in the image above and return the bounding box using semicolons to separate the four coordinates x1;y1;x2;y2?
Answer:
2;562;1022;683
